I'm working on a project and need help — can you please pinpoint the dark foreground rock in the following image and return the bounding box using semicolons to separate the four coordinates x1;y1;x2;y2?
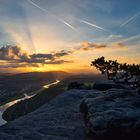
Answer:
68;82;86;90
93;82;129;91
80;89;140;140
0;84;139;140
0;89;101;140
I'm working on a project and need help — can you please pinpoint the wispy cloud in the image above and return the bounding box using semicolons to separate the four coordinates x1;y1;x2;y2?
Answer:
111;43;127;49
27;0;76;31
72;41;127;52
120;11;140;27
80;19;106;31
80;42;107;51
106;34;123;41
0;41;128;69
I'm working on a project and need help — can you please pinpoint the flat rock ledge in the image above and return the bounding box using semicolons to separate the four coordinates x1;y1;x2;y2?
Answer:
0;87;139;140
0;89;101;140
80;89;140;140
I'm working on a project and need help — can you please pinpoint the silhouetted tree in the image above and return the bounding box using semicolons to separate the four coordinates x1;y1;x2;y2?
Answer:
91;57;140;93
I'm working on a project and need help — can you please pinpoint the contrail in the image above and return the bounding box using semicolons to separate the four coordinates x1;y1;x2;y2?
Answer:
80;20;106;31
120;11;140;27
60;20;76;30
27;0;50;14
112;34;140;46
116;34;140;43
27;0;76;31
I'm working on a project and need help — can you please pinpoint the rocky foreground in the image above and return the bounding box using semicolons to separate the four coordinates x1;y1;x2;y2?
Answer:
0;83;140;140
80;89;140;140
0;89;90;140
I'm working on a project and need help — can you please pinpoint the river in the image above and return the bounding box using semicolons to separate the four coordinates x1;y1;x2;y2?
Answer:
0;80;60;126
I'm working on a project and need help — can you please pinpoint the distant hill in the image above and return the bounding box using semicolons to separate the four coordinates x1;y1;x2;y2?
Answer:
11;71;69;78
0;71;69;105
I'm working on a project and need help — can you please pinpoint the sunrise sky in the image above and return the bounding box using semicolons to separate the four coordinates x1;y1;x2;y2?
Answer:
0;0;140;73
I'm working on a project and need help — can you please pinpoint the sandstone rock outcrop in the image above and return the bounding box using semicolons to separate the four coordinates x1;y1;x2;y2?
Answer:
0;82;139;140
80;89;140;140
0;89;99;140
93;82;130;91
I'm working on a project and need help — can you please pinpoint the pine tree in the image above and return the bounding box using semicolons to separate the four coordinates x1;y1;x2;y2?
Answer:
91;57;140;93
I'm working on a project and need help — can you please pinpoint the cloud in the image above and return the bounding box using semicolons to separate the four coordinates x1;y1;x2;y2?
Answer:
72;41;127;52
80;42;107;51
105;34;123;42
111;43;127;48
30;53;54;60
0;42;127;69
0;63;40;68
53;50;72;57
72;42;107;52
0;45;72;68
45;60;73;64
29;50;71;64
0;45;29;61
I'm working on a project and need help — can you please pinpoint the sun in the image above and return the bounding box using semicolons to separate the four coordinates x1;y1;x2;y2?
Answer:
29;67;47;72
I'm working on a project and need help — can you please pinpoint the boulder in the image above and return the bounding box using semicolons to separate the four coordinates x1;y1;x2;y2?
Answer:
93;82;129;91
80;89;140;140
68;82;86;90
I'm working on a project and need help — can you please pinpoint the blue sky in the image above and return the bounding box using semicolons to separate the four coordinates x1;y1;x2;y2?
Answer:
0;0;140;73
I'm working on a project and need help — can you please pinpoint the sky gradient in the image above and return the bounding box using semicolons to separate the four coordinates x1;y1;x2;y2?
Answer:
0;0;140;73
